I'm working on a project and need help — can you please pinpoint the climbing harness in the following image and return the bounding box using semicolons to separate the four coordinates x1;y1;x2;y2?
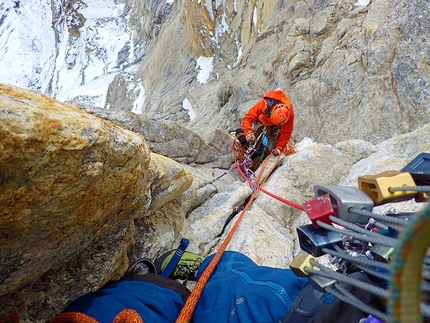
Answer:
208;126;272;186
234;125;270;173
231;129;303;210
209;126;296;187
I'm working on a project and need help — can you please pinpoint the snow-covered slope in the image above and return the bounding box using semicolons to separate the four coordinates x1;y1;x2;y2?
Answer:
0;0;133;107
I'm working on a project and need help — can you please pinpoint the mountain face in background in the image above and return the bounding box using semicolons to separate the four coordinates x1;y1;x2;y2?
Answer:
1;0;429;142
0;0;136;106
0;0;430;322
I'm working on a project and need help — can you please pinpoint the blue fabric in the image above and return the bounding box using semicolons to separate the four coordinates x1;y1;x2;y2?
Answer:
63;280;184;323
194;251;309;323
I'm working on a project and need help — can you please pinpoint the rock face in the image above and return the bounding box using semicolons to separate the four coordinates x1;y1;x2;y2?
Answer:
104;0;430;146
0;84;193;320
1;0;430;321
79;106;233;167
0;83;151;295
0;83;429;322
1;0;428;144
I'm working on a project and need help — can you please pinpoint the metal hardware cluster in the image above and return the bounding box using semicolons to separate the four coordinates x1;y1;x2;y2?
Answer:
290;153;430;323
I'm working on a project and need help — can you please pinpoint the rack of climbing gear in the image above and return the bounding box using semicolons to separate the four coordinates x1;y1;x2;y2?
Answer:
204;126;273;187
231;128;304;210
290;152;430;323
232;125;272;173
230;124;298;186
209;125;296;190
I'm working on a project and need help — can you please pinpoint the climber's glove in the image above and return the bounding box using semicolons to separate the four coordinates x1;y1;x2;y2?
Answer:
246;133;255;142
272;148;281;156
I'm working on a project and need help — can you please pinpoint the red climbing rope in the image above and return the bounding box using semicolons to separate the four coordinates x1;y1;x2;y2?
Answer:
231;133;304;211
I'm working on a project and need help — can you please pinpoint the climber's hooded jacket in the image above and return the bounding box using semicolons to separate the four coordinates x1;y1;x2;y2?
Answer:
242;89;294;151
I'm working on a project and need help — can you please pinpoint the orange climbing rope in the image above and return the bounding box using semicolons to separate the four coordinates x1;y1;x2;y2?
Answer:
176;150;278;322
175;135;303;323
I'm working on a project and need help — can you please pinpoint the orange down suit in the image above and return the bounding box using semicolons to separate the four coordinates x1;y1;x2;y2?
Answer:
241;90;294;151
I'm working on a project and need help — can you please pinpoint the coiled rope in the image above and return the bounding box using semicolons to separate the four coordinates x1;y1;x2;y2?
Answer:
388;202;430;323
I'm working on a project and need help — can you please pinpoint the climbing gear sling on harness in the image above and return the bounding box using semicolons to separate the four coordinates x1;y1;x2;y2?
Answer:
208;126;275;186
156;238;205;281
160;238;190;278
233;125;275;173
232;130;304;210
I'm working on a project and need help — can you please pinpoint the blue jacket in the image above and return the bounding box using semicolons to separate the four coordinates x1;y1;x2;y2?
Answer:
193;251;309;323
53;251;308;323
58;279;185;323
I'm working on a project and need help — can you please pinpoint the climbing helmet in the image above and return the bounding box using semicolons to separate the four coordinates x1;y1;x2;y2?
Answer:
270;103;290;125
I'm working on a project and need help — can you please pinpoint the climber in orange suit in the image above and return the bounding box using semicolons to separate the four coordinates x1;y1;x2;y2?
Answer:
241;89;294;156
